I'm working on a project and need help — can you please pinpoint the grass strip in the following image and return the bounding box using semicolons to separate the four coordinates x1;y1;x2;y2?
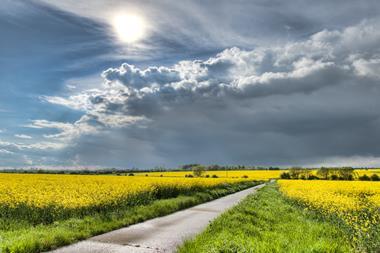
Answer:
178;183;352;253
0;181;260;253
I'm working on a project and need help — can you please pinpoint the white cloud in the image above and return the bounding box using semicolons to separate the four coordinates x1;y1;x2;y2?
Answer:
46;19;380;129
0;138;65;152
22;155;33;165
28;118;98;142
20;18;380;167
352;58;380;79
66;84;76;90
0;149;13;155
14;134;32;139
102;63;182;88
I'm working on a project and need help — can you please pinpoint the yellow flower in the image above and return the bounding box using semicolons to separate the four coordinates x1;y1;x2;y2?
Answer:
0;173;247;209
278;180;380;245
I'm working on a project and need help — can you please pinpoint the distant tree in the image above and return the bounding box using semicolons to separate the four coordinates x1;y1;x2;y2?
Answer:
207;164;221;170
193;165;206;177
359;174;370;181
154;166;166;171
370;174;380;181
280;172;291;179
181;164;200;170
308;174;319;180
289;167;304;179
316;167;330;180
300;169;312;180
338;167;356;180
212;174;218;178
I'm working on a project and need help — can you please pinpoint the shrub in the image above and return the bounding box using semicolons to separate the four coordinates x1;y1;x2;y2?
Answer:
308;175;319;180
370;174;380;181
280;172;291;179
359;174;370;181
128;173;134;176
205;175;210;178
289;168;313;180
242;175;248;178
193;165;206;177
289;167;303;179
212;175;218;178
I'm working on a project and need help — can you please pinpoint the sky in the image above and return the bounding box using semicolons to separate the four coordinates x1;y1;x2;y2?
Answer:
1;0;380;169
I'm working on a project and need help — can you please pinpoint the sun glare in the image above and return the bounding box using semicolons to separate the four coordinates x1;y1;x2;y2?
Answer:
113;14;146;43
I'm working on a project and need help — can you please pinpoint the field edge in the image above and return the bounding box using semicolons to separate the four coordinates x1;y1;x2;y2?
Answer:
1;181;262;253
178;183;352;253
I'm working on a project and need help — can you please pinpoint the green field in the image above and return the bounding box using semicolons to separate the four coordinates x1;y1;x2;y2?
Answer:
179;184;352;253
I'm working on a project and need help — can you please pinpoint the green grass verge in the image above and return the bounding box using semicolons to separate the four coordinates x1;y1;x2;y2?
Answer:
178;183;352;253
0;181;260;253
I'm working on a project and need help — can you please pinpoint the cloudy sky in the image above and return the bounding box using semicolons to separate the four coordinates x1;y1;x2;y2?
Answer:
1;0;380;168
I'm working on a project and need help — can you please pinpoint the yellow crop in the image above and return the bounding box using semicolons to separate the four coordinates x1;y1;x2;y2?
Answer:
137;169;380;180
0;173;246;209
278;180;380;249
356;169;380;177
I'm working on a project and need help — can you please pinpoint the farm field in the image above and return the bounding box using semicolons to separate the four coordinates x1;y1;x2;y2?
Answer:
137;169;380;180
357;169;380;175
136;170;282;180
2;171;380;253
180;180;380;253
0;173;258;253
279;180;380;252
3;1;380;253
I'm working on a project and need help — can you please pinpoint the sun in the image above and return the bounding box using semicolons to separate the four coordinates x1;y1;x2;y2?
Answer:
112;14;146;43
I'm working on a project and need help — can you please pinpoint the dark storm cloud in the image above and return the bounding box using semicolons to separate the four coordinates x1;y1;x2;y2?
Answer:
2;0;380;168
38;18;380;168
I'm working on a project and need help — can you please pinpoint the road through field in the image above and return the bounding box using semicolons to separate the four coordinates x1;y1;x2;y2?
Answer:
50;183;265;253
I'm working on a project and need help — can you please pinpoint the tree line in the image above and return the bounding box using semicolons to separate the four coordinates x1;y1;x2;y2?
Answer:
280;167;380;181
